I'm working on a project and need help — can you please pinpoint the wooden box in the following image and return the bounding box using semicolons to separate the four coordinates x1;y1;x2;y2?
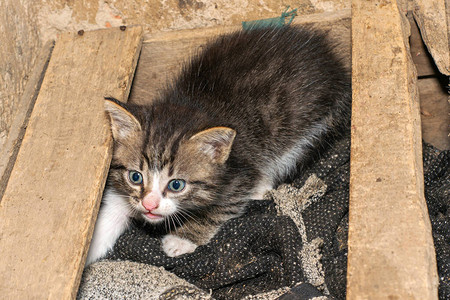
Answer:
0;1;447;298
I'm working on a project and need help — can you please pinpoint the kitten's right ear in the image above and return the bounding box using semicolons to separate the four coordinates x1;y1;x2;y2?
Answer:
188;127;236;164
104;97;141;140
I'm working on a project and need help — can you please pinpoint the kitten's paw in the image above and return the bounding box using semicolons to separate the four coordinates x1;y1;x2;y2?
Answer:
162;234;197;257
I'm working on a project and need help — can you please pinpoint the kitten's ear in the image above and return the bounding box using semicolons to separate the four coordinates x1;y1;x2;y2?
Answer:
189;127;236;164
104;97;141;140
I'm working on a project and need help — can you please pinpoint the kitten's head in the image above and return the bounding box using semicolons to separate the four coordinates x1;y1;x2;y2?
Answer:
104;98;236;226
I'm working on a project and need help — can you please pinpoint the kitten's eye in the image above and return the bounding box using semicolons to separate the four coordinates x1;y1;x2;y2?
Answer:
167;179;186;192
128;170;143;185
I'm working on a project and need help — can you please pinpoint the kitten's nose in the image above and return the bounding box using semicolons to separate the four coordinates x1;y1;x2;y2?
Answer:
142;192;160;211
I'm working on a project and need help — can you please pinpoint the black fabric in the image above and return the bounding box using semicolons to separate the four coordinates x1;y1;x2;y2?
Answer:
105;136;449;299
106;201;308;299
423;143;450;300
278;283;325;299
289;137;350;299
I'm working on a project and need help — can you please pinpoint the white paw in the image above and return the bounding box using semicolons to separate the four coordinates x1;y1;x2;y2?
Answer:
162;234;197;257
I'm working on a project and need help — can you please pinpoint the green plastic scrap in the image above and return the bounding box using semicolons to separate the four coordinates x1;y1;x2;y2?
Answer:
242;6;298;30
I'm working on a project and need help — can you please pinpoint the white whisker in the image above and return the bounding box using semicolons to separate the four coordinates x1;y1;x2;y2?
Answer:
177;207;201;225
172;213;186;238
170;215;178;235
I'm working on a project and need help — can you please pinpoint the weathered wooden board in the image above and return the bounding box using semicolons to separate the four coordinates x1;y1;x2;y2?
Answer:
408;13;439;77
130;10;350;105
0;40;54;199
419;77;450;150
407;12;450;150
413;0;449;75
347;1;438;299
0;26;143;299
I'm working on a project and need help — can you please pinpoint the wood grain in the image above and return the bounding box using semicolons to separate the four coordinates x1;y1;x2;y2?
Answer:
419;77;450;150
0;26;143;299
130;10;350;105
0;40;54;200
413;0;449;75
347;1;438;299
408;13;439;77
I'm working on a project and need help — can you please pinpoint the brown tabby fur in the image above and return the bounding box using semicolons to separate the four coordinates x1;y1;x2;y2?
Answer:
104;25;351;246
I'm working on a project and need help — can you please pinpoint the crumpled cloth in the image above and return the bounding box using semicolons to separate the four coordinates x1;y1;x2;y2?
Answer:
79;135;449;300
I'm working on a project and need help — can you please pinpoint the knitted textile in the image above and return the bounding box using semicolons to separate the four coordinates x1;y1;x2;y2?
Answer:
423;143;449;299
81;136;448;299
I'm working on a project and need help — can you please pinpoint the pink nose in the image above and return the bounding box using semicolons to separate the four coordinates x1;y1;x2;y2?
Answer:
142;192;160;211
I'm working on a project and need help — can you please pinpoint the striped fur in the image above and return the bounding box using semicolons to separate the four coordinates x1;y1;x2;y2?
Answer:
87;26;350;261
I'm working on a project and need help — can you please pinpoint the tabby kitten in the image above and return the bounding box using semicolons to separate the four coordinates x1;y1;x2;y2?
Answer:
85;26;350;265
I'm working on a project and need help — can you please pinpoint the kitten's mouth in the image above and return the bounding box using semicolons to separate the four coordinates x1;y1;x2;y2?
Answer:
143;211;164;221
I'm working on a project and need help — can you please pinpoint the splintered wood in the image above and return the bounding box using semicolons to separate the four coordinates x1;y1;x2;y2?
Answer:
412;0;449;75
0;27;142;299
348;1;438;299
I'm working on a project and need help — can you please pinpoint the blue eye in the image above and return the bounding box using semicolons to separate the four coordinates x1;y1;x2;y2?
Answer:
167;179;186;192
128;170;143;184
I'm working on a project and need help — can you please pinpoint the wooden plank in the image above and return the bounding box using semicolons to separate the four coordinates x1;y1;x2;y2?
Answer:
413;0;449;75
408;13;439;77
347;1;438;299
142;9;350;43
418;77;450;150
0;40;54;199
0;26;143;299
130;9;351;105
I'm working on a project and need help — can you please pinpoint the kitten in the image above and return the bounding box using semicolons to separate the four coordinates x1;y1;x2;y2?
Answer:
85;26;350;265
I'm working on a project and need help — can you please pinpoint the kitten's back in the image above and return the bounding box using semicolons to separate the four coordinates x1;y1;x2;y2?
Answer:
167;26;351;188
97;26;351;255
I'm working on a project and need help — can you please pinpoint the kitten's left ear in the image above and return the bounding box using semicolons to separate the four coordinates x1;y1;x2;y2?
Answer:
104;97;141;140
189;127;236;164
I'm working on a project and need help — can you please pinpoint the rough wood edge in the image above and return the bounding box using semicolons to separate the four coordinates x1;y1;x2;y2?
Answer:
407;12;440;77
73;27;144;299
0;40;54;201
0;26;143;300
347;0;438;298
69;26;143;299
143;9;350;43
412;0;450;75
